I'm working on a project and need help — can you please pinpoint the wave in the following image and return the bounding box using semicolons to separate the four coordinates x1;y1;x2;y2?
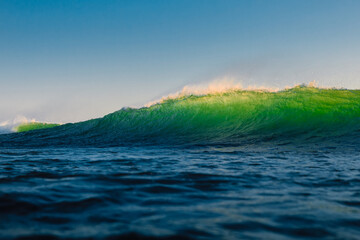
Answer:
1;85;360;148
14;122;60;133
0;117;59;135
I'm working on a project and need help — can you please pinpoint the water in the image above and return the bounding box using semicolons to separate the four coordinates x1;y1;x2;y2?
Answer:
1;87;360;239
0;146;359;240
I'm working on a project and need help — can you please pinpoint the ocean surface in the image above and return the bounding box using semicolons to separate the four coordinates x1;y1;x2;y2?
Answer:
0;86;360;239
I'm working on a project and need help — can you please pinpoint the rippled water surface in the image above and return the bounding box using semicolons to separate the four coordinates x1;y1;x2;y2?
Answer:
0;146;359;240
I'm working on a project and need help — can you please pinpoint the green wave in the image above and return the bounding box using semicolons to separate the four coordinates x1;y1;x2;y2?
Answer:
6;86;360;147
93;86;360;144
15;122;60;133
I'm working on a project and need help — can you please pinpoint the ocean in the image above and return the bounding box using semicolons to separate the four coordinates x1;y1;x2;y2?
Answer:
0;86;360;239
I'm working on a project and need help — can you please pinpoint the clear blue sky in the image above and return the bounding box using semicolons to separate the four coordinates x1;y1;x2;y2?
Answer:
1;0;360;123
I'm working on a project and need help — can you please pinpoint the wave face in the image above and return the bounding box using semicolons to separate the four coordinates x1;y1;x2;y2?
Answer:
1;86;360;148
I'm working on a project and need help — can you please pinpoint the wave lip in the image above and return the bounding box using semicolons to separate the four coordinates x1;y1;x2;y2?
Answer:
1;86;360;148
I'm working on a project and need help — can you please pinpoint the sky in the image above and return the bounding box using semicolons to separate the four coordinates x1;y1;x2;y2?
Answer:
1;0;360;123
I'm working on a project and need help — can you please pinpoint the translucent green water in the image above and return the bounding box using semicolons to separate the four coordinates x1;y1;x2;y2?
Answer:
15;122;60;133
96;86;360;144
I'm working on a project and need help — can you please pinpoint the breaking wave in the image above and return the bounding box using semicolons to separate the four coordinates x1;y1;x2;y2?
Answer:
1;85;360;148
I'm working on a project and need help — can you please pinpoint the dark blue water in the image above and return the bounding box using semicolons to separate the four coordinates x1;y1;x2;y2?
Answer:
1;145;359;240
